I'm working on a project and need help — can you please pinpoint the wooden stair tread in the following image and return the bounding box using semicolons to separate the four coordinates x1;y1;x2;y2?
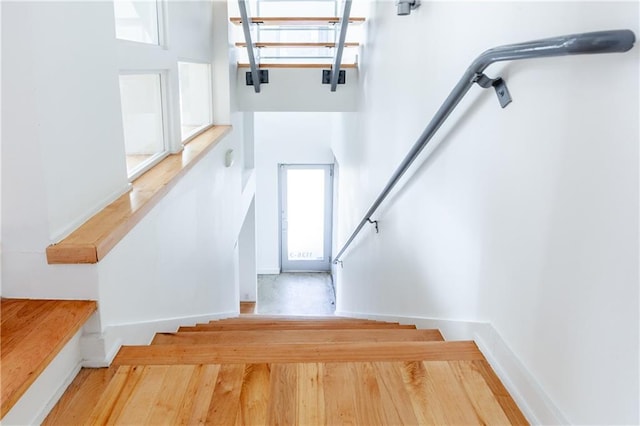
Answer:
42;367;116;425
230;16;366;26
46;360;527;425
151;329;445;345
45;315;528;425
113;341;482;365
237;62;357;69
235;42;360;47
0;298;97;417
179;322;416;332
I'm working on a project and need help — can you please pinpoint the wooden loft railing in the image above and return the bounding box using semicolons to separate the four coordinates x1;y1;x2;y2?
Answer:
237;62;357;69
229;16;365;25
235;42;359;48
46;126;231;264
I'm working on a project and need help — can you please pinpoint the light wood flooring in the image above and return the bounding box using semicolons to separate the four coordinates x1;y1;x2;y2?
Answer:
44;316;528;425
0;298;97;418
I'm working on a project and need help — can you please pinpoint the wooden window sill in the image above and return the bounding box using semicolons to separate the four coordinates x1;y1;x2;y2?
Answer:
46;125;232;264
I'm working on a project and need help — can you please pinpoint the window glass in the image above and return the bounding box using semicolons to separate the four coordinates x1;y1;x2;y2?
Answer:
178;62;213;141
257;1;336;16
114;0;159;45
119;73;166;177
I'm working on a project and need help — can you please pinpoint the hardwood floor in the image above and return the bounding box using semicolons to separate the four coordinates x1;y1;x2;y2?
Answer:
0;298;97;417
44;316;528;425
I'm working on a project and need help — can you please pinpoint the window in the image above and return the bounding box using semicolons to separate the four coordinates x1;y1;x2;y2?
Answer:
178;62;213;141
118;73;167;178
113;0;160;45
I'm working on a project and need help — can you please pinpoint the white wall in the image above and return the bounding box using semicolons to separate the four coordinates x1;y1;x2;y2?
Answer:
255;112;335;273
1;2;128;263
237;68;359;112
1;0;245;335
332;1;639;424
239;198;257;301
97;123;242;327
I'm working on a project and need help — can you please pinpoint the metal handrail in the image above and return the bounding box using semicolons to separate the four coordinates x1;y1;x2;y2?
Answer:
238;0;261;93
330;0;352;91
333;29;636;264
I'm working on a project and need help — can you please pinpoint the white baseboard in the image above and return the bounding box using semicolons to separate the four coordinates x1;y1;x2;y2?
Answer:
81;311;238;367
473;324;569;425
2;331;83;426
257;268;280;275
335;310;567;425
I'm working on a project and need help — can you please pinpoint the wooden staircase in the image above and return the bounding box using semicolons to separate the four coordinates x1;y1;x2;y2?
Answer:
44;316;528;425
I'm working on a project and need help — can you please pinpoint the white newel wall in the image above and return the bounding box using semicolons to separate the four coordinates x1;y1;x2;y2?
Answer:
1;1;248;421
254;112;335;274
332;1;639;424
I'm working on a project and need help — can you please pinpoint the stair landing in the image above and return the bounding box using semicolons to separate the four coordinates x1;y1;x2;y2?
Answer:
0;298;97;418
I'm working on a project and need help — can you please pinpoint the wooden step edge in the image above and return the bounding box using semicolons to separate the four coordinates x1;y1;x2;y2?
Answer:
151;329;445;345
1;299;97;418
113;341;483;365
235;42;360;48
178;323;417;332
212;315;392;322
230;16;366;25
237;62;358;69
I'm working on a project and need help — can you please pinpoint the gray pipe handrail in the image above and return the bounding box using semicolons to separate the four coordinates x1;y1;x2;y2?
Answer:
239;0;261;93
333;29;636;264
330;0;353;91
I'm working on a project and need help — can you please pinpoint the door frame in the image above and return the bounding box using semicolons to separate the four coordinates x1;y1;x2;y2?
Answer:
279;163;334;272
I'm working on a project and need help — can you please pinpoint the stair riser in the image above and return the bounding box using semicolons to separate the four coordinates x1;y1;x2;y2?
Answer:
152;329;444;345
114;341;482;365
179;323;417;332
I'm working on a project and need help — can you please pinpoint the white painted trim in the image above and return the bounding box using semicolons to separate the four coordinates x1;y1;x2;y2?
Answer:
258;268;280;275
335;310;567;425
2;331;83;426
473;325;569;425
49;183;132;243
82;311;238;367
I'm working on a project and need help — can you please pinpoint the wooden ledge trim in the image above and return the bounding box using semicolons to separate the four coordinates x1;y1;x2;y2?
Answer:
46;125;232;264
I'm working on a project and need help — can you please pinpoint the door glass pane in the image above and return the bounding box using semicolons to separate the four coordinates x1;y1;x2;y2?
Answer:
287;169;325;261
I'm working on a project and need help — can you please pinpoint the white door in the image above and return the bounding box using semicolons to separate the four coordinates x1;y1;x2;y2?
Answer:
280;164;333;272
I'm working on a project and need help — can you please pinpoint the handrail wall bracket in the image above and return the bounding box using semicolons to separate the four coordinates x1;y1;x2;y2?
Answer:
473;73;513;108
367;218;379;233
333;29;636;265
